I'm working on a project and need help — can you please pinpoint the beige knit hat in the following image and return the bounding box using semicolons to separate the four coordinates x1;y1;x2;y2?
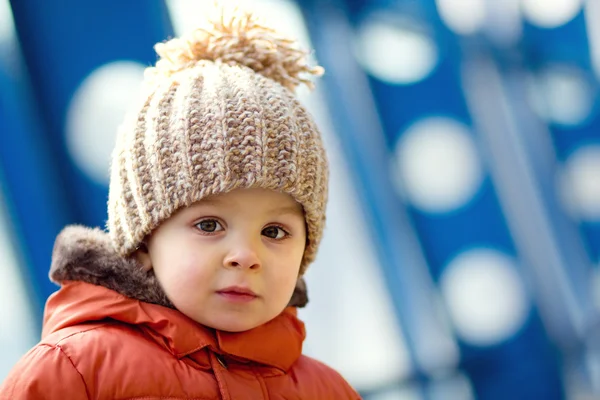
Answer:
107;8;328;274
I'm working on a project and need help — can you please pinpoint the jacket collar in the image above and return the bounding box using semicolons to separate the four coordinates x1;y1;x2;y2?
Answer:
43;281;305;371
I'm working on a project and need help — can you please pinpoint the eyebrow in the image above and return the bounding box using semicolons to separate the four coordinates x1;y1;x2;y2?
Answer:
268;205;304;217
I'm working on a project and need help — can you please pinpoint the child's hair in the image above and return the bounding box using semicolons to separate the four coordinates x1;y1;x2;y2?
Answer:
107;6;328;274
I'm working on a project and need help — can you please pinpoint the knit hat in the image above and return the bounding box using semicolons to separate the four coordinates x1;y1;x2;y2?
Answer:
107;8;328;274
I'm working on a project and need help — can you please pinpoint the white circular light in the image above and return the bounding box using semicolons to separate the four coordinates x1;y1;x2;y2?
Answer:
355;18;438;84
0;0;16;50
435;0;486;35
428;373;475;400
394;117;484;213
66;61;146;184
528;65;594;127
369;387;422;400
440;249;530;346
521;0;582;28
562;145;600;221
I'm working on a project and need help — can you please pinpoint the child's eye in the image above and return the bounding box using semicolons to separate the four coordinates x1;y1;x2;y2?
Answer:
262;226;288;240
196;219;223;233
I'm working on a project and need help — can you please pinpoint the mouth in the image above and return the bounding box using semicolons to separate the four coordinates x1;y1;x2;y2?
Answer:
216;286;258;303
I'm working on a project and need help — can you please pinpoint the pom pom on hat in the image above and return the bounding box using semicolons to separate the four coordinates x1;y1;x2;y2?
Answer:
145;5;324;91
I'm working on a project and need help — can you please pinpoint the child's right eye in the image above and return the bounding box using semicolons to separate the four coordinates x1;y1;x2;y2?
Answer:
195;219;223;233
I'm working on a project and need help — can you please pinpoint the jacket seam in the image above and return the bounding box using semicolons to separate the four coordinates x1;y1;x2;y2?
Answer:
40;343;91;400
253;366;270;400
51;322;111;346
209;352;231;400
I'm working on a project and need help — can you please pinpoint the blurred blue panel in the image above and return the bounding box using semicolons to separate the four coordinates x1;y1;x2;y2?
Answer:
299;0;566;398
299;1;467;397
515;7;600;394
0;48;69;322
6;0;173;308
522;13;591;68
521;6;600;263
8;0;172;227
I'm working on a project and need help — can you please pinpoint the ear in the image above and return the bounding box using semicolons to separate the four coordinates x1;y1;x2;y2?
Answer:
133;243;153;272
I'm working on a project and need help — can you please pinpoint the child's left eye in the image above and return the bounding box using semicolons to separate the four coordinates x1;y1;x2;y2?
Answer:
262;226;288;240
196;219;223;233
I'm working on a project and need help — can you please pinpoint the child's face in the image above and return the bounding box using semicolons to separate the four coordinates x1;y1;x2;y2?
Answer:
140;188;306;332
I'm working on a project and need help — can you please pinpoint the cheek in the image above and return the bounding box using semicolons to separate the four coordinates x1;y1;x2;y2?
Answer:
266;246;303;292
152;241;214;293
165;260;201;288
285;240;305;272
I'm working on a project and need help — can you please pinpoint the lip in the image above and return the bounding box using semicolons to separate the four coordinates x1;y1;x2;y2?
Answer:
216;286;258;303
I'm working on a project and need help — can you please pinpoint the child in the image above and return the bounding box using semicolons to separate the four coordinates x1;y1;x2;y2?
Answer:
0;7;361;400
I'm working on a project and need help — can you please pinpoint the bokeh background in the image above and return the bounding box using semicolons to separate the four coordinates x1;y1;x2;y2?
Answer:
1;0;600;399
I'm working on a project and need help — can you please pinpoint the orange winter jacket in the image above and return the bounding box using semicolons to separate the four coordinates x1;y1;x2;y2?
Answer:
0;226;361;400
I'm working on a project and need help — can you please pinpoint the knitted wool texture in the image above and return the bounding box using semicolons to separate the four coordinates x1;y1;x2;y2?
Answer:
107;10;328;274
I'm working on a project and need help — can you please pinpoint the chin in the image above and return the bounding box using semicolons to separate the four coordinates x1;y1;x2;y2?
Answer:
197;312;264;332
211;318;260;333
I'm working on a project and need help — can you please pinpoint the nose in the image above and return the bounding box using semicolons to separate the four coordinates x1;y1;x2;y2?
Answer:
223;243;261;270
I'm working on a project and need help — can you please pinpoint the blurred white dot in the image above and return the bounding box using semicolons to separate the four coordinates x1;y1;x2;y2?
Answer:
368;385;422;400
527;65;594;127
0;0;19;74
561;145;600;221
435;0;486;35
428;372;475;400
354;17;438;84
521;0;582;28
66;61;146;184
440;249;530;346
394;117;484;213
0;0;15;48
585;0;600;82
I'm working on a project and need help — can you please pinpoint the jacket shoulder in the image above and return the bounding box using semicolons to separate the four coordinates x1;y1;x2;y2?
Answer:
39;322;219;399
42;321;157;368
0;343;89;400
42;320;152;353
40;322;187;398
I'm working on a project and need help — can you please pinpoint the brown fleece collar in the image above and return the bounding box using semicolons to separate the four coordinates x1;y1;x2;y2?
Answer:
49;225;308;309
